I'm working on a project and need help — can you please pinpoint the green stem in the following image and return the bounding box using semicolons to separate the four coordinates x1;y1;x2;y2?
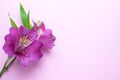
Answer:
0;56;16;78
6;57;16;68
0;56;10;77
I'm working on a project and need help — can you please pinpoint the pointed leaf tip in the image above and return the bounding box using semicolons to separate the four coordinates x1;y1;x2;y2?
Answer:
20;3;31;29
8;13;18;28
27;11;31;28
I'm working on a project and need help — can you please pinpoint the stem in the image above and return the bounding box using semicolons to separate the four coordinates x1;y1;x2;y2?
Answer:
0;56;10;77
6;57;16;68
0;56;16;78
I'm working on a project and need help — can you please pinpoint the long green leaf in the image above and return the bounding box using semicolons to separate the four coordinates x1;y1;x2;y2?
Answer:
8;13;18;28
20;3;30;29
27;11;31;28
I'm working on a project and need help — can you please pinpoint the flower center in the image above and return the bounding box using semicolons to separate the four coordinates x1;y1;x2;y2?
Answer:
16;30;37;53
19;36;32;48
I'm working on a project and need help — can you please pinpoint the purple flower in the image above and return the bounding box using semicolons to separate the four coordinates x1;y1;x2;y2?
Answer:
3;22;56;67
34;22;56;49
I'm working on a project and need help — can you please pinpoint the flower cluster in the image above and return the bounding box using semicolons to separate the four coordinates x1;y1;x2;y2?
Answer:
3;22;56;67
0;3;56;78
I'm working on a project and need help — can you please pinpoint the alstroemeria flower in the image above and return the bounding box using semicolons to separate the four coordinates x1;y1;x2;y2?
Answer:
3;22;56;67
33;22;56;49
0;4;56;78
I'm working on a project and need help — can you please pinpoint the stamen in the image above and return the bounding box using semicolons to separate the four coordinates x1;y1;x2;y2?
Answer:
19;36;32;47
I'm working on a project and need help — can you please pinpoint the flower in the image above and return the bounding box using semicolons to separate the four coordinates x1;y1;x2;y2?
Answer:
0;3;56;78
34;22;56;49
3;22;56;67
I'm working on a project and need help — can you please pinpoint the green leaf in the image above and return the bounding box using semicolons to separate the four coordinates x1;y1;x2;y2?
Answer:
27;11;31;28
20;3;30;29
8;13;18;28
36;20;41;26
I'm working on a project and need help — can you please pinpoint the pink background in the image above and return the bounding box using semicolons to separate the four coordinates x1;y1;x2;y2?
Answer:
0;0;120;80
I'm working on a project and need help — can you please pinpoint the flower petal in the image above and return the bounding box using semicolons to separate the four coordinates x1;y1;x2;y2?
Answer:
18;26;28;37
39;29;56;49
18;26;37;42
40;22;45;31
20;56;29;67
9;27;19;35
17;40;43;67
3;34;17;57
3;27;19;57
25;40;43;61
